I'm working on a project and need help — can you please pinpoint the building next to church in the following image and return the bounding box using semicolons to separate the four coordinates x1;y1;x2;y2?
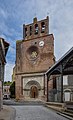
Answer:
3;81;12;99
15;16;55;101
0;38;9;110
3;85;10;99
46;47;73;102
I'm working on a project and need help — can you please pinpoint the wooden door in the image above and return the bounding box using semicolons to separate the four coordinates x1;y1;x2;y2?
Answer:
30;86;38;98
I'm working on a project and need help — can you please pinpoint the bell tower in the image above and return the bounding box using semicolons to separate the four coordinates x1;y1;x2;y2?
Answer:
15;16;55;101
23;16;49;40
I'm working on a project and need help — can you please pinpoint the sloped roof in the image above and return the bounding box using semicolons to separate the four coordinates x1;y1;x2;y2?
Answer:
0;38;9;63
46;47;73;75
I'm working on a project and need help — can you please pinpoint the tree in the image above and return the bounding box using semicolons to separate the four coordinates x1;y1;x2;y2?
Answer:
4;81;12;86
9;81;15;98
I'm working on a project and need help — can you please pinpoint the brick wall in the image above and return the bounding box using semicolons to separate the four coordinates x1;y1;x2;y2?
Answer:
16;34;54;74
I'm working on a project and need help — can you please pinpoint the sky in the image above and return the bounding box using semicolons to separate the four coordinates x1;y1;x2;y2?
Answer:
0;0;73;81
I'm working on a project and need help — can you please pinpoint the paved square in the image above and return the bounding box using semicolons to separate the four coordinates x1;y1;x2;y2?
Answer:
12;105;69;120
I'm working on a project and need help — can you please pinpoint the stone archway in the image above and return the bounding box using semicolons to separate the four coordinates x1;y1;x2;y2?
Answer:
30;86;38;98
24;80;41;99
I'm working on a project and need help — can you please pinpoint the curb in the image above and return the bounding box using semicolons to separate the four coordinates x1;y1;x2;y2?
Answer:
57;112;73;120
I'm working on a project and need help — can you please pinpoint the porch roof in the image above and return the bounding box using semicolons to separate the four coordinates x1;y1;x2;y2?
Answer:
46;47;73;76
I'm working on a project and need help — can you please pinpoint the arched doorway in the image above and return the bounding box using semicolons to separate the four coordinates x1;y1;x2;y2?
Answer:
30;86;38;98
24;80;41;99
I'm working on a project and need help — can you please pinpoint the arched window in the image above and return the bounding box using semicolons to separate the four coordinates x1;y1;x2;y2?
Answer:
30;26;32;35
35;24;38;34
41;22;45;33
25;27;27;37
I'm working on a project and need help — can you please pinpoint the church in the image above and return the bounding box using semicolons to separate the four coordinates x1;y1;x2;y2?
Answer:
15;16;55;101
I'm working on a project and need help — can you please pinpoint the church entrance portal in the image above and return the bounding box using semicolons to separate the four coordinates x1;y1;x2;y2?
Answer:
30;86;38;98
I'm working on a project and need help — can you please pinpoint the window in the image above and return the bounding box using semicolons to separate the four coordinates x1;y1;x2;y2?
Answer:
30;26;32;35
63;76;68;85
27;46;38;60
25;27;27;37
41;22;45;33
35;24;38;34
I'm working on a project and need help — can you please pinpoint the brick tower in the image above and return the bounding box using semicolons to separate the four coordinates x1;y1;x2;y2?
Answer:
15;16;55;101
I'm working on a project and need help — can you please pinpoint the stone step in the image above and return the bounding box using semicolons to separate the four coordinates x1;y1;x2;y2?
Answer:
46;103;73;119
3;100;45;106
65;109;73;114
57;112;73;120
59;111;73;118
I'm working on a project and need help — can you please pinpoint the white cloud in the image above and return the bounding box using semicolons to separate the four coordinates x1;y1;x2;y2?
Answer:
4;62;15;81
0;0;73;81
0;7;9;19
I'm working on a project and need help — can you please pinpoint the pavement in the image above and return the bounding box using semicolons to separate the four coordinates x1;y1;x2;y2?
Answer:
13;105;69;120
0;105;16;120
1;100;73;120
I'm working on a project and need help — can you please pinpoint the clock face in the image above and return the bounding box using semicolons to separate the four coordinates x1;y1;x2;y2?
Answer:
39;41;44;47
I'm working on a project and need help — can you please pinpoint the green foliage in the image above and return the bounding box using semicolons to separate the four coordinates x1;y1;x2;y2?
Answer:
4;81;12;86
9;81;15;98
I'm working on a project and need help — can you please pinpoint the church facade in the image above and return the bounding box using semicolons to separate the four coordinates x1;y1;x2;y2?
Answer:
15;16;55;101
